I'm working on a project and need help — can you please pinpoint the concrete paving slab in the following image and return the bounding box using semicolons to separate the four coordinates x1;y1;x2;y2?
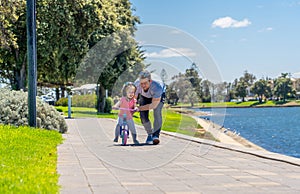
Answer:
58;118;300;194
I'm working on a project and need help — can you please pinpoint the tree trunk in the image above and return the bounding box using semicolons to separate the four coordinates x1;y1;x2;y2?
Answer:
11;49;27;91
61;86;65;98
191;101;194;107
13;63;26;91
259;96;262;103
55;87;60;101
97;84;106;113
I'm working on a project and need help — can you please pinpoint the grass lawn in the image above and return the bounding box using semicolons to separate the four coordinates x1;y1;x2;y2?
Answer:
56;106;117;118
56;106;216;141
0;125;63;193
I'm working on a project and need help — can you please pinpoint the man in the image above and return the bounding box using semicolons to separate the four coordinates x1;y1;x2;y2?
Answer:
135;70;165;145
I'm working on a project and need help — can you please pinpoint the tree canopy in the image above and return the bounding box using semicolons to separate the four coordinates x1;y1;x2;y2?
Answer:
0;0;145;98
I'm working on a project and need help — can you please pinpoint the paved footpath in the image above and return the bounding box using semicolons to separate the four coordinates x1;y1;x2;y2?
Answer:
58;118;300;194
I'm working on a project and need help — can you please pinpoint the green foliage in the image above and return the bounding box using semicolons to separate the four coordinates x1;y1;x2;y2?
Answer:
132;108;216;141
56;94;97;108
201;80;212;102
1;0;144;92
167;63;202;104
0;124;63;193
0;89;67;133
0;0;27;90
104;97;113;113
55;97;68;107
251;79;272;102
72;94;97;108
235;81;247;101
273;73;293;102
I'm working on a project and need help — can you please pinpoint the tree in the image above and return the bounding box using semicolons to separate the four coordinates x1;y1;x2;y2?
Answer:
233;71;256;102
185;62;202;99
235;80;247;102
1;0;144;105
166;86;179;105
251;79;271;103
273;73;293;102
168;77;190;103
242;70;256;86
214;82;227;102
184;88;199;107
0;1;27;90
225;82;233;102
160;68;168;84
37;0;92;93
201;80;212;102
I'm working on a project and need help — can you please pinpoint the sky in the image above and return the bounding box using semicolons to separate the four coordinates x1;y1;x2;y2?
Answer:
129;0;300;82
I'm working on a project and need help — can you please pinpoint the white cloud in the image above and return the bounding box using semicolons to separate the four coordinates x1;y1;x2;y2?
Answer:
258;27;273;32
212;16;251;28
145;48;196;58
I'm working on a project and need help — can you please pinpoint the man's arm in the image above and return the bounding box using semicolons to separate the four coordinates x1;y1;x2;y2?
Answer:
138;97;161;111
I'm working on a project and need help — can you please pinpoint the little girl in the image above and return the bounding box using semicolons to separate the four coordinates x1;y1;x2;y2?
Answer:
112;82;139;144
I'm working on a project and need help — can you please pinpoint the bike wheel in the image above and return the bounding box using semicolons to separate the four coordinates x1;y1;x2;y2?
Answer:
121;130;128;145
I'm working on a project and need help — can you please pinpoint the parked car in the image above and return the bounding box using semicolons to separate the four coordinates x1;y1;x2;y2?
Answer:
40;95;55;105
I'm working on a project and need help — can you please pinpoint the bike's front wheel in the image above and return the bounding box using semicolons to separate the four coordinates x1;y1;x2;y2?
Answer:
121;130;128;145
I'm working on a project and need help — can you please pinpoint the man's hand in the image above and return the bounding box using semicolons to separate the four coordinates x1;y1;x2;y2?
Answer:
138;97;161;111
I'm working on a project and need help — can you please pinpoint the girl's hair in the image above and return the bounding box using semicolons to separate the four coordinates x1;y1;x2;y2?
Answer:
122;82;136;97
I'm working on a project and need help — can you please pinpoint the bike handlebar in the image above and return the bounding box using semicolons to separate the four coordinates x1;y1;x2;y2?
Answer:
112;107;137;111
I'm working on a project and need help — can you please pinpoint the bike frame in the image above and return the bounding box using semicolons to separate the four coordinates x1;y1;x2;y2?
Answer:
113;107;136;146
120;113;129;145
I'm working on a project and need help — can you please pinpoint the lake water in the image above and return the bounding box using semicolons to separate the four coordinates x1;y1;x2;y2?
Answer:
197;107;300;159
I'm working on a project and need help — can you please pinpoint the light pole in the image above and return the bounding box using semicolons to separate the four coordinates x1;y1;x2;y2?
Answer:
26;0;37;127
68;91;72;119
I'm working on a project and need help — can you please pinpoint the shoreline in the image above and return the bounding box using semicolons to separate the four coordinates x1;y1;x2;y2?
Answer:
173;101;300;109
172;107;265;150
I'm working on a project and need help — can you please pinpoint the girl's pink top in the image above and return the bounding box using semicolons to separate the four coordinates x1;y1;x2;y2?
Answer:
119;97;136;120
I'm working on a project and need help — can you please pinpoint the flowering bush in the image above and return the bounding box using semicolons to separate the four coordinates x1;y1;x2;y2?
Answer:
0;89;67;133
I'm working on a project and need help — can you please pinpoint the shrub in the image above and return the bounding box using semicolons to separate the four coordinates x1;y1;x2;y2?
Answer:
0;89;67;133
55;97;68;106
71;94;96;108
104;97;113;113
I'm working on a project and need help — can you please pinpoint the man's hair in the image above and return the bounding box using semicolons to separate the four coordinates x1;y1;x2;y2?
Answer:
139;70;151;80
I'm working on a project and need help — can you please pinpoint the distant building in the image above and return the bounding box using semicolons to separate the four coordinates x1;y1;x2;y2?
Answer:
291;77;300;99
291;77;299;91
72;84;97;95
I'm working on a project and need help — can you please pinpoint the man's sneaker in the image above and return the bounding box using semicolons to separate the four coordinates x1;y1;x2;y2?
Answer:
145;135;153;144
113;137;118;142
133;139;140;145
153;136;160;145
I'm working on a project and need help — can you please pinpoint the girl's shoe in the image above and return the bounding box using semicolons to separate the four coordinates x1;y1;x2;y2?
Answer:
113;137;118;142
132;134;139;144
